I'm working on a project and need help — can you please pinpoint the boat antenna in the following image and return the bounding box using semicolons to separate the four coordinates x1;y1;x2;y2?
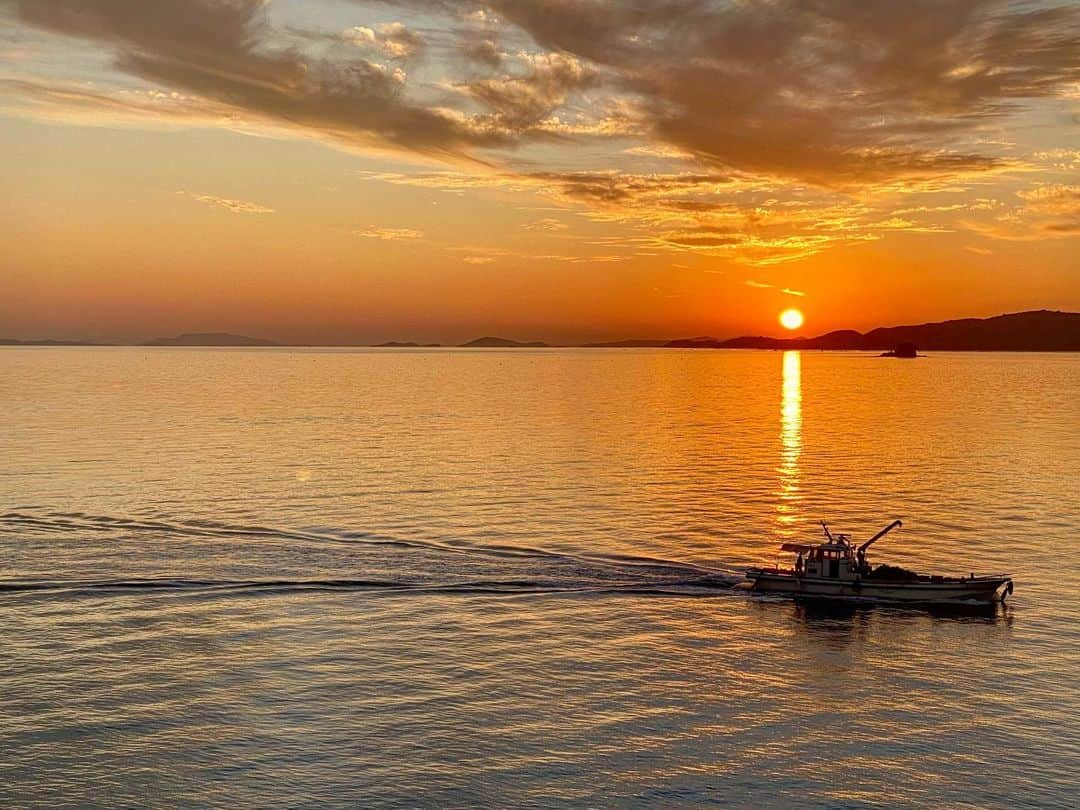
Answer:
857;519;903;554
820;520;834;542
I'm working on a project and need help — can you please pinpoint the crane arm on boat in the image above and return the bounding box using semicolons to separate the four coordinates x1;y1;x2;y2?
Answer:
857;519;903;555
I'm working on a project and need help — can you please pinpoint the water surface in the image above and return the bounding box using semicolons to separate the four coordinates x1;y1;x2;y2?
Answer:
1;348;1077;807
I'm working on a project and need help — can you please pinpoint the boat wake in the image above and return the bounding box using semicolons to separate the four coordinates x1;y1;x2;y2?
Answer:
0;575;741;598
0;510;744;601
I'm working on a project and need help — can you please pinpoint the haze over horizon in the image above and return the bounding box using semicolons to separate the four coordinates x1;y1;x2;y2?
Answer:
3;1;1079;344
3;306;1078;347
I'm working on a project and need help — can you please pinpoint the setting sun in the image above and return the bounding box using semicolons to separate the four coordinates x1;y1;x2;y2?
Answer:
779;309;805;331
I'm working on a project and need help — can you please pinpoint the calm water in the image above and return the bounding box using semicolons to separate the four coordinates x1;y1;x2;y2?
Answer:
1;348;1078;808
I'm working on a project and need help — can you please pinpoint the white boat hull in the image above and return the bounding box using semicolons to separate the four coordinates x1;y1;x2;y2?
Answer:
746;570;1012;603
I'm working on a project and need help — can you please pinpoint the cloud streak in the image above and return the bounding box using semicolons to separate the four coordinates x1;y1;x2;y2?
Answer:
359;167;1010;264
355;226;424;240
965;184;1080;240
186;192;274;214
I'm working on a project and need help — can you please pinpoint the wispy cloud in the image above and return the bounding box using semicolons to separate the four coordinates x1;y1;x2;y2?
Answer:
185;192;273;215
963;184;1080;240
354;227;423;240
623;144;696;161
362;169;995;265
523;217;568;232
744;280;807;297
1034;150;1080;171
342;22;425;59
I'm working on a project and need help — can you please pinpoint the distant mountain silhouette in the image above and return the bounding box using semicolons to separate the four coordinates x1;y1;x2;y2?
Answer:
666;311;1080;351
461;336;549;348
144;332;278;347
0;338;97;346
6;310;1077;350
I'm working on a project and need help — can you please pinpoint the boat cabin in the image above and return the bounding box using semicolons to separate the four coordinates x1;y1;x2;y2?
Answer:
775;520;902;580
781;538;863;579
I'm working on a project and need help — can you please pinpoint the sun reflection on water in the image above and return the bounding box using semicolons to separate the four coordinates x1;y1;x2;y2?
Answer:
778;350;802;538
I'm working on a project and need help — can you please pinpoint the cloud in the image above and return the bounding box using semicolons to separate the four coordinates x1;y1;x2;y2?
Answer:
186;193;273;214
354;226;423;240
623;144;697;161
1017;183;1080;208
343;27;378;46
666;232;744;249
459;51;597;132
532;170;742;206
375;0;1080;186
963;184;1080;239
358;168;742;204
1015;184;1080;234
447;244;514;257
523;217;568;231
743;281;806;297
360;168;993;265
447;242;628;265
8;0;510;158
1034;149;1080;171
461;37;503;68
0;76;240;128
9;0;1078;192
12;1;1074;268
343;22;425;59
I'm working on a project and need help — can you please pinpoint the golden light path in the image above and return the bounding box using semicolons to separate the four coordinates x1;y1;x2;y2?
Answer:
777;350;802;539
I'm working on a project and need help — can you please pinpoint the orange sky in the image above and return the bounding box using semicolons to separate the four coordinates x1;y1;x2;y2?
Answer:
1;1;1078;343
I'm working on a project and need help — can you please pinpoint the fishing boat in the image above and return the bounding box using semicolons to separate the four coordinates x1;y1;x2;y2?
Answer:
746;520;1013;603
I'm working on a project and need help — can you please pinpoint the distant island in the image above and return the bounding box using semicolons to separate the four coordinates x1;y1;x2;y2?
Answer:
143;333;279;347
376;341;442;348
879;343;920;359
460;336;550;348
666;310;1080;352
0;338;97;346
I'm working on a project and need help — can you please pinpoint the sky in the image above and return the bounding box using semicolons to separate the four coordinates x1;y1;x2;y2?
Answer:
1;0;1078;344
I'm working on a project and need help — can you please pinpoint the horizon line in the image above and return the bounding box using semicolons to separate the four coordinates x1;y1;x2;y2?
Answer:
2;308;1076;349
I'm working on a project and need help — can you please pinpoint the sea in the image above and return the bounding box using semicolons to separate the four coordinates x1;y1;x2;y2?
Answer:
1;347;1077;808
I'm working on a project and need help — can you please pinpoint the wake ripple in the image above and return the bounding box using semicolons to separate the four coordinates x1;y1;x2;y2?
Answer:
1;510;721;570
0;575;740;598
0;510;743;601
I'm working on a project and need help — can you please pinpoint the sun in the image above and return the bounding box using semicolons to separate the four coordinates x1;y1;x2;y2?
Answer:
779;308;804;331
